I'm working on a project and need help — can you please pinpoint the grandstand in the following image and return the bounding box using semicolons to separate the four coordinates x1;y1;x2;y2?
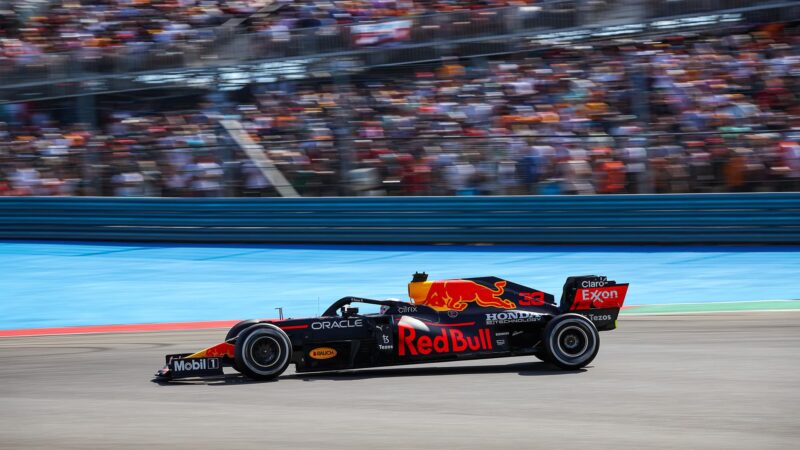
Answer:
1;0;800;197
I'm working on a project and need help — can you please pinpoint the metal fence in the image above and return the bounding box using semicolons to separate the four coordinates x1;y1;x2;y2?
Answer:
253;132;800;197
3;131;800;198
0;193;798;244
647;0;793;19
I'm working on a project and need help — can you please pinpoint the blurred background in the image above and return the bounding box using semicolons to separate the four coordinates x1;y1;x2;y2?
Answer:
2;4;800;448
1;0;800;197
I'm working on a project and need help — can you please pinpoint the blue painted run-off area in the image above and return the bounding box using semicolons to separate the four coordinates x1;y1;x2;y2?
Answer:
1;241;799;330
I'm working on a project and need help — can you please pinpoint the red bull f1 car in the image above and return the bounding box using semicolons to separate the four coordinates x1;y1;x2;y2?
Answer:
154;273;629;381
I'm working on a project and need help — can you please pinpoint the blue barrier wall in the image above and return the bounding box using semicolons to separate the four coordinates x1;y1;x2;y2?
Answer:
0;193;798;244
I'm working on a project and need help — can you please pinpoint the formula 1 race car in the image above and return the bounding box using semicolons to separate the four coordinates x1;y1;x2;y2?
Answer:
154;273;628;381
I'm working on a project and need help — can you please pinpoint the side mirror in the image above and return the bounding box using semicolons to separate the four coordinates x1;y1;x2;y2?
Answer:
342;306;359;317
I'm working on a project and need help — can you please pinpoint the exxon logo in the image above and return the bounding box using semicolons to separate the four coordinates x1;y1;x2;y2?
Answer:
581;288;618;304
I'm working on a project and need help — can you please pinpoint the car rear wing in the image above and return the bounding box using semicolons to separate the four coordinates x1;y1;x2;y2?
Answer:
559;275;629;314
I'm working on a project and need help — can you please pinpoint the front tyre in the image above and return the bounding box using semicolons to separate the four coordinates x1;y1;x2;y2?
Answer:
543;314;599;370
234;324;292;381
225;320;260;342
226;320;261;373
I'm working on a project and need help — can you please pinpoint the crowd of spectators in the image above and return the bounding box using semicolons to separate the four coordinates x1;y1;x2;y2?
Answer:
2;24;800;197
2;1;248;54
0;0;538;57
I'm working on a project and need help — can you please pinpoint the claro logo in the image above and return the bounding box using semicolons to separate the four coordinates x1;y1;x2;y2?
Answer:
581;277;607;288
398;325;492;356
309;347;337;360
172;358;219;372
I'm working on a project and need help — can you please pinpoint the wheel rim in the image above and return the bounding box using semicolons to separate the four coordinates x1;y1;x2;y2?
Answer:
556;326;589;358
248;336;282;369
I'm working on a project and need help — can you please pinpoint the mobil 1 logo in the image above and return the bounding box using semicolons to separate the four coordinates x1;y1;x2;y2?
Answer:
169;357;223;378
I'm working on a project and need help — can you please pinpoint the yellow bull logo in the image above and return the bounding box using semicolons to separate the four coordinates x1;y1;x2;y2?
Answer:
409;280;517;311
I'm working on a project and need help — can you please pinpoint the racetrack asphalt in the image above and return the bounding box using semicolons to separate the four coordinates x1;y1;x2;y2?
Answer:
1;312;798;450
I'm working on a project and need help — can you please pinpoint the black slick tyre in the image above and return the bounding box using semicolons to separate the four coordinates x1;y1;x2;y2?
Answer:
234;324;292;381
226;320;260;373
543;314;599;370
225;320;260;342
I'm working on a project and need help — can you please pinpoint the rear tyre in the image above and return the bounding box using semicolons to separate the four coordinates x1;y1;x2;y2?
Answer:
234;324;292;381
543;314;599;370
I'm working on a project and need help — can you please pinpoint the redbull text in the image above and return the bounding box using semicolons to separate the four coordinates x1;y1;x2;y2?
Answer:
398;325;493;356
